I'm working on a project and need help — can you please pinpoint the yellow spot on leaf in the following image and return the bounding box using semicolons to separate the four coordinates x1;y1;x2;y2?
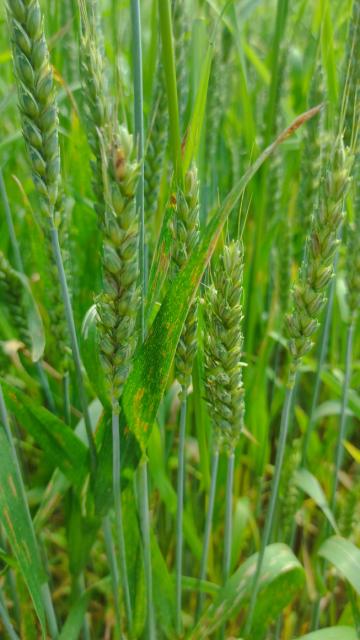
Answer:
7;474;17;497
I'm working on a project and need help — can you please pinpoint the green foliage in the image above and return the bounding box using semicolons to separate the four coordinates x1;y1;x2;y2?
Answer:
318;536;360;595
192;543;304;639
0;428;46;636
0;380;89;490
293;468;339;534
144;61;168;232
1;1;360;638
295;628;358;640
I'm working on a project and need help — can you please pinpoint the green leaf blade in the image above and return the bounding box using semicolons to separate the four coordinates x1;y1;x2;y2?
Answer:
294;627;357;640
0;380;89;490
0;428;46;636
191;543;304;639
293;468;339;533
318;537;360;595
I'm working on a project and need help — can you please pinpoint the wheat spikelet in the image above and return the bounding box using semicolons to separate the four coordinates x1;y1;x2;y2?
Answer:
203;241;245;453
79;0;109;226
7;0;60;217
7;0;70;372
96;125;140;408
172;168;199;395
346;164;360;321
285;137;353;367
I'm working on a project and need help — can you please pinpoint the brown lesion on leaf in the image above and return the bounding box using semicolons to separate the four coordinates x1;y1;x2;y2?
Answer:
170;193;177;207
159;246;170;270
181;130;188;155
7;474;17;498
134;388;145;404
3;507;16;540
22;539;32;565
113;147;127;181
276;104;322;144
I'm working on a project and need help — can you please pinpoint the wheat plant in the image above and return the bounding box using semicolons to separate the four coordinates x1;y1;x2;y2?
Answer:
1;1;360;639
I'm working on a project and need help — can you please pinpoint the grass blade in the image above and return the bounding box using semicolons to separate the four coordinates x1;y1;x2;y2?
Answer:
0;380;89;490
182;44;213;172
294;628;357;640
191;543;304;639
0;405;47;636
158;0;183;182
293;468;339;534
318;536;360;595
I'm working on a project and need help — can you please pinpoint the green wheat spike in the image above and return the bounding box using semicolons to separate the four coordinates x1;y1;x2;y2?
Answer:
203;240;245;453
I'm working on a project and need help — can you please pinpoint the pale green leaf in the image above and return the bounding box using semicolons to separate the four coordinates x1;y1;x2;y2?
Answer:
191;543;304;639
293;468;338;533
318;537;360;595
294;627;357;640
58;592;91;640
183;44;212;172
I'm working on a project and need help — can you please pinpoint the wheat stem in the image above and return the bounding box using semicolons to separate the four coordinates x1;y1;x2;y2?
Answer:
0;588;19;640
311;355;355;640
130;0;145;325
137;459;156;639
36;361;56;413
62;371;71;426
41;583;59;639
49;222;97;471
102;516;122;637
196;450;219;620
130;4;155;636
77;574;91;640
218;450;235;640
330;321;354;512
223;451;235;583
244;374;296;636
112;408;132;633
175;393;187;636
